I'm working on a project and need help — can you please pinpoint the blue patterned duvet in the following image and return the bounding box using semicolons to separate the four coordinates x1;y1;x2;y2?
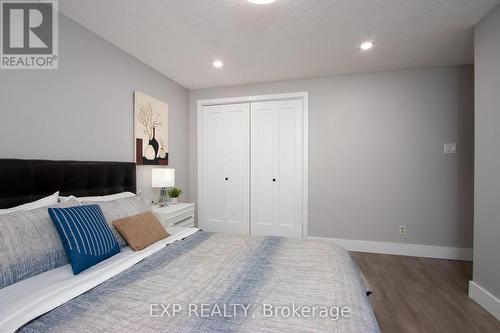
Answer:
20;231;380;333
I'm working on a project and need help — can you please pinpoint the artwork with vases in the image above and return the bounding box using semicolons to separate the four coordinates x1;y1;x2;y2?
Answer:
134;91;168;165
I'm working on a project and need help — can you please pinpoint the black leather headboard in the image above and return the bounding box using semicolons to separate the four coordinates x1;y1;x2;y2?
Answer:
0;159;136;209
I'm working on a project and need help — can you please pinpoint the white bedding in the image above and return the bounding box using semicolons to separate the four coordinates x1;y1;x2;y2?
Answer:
0;227;199;333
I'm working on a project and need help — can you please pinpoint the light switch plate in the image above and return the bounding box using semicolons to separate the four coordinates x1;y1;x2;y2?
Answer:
444;143;457;154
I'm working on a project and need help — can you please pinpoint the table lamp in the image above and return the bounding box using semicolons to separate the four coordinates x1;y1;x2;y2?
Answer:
152;168;175;207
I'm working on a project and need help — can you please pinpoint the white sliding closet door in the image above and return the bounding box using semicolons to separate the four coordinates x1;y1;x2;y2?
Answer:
251;99;304;238
199;103;250;234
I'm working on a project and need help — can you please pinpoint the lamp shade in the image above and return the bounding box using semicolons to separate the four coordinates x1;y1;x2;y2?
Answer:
151;168;175;188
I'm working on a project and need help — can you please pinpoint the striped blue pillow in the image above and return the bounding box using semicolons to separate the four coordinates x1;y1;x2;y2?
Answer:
48;205;120;274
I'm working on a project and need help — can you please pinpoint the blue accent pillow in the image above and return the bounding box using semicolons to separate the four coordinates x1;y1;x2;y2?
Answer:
48;205;120;274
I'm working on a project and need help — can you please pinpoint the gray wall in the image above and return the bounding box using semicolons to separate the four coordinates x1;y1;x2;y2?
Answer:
0;14;190;203
0;12;476;251
190;66;474;248
473;5;500;299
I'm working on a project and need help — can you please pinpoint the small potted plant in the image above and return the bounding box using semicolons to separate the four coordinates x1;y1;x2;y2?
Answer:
167;187;182;204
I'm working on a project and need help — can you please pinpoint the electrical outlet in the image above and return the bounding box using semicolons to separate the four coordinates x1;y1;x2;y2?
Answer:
444;143;457;154
399;225;407;235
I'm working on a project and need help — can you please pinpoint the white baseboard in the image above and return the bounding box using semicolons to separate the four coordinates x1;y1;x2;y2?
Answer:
307;236;473;261
469;281;500;321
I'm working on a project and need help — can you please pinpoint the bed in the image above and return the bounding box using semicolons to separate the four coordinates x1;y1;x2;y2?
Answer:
0;159;380;333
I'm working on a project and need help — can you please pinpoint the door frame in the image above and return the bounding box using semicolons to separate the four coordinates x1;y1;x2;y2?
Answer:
197;92;309;239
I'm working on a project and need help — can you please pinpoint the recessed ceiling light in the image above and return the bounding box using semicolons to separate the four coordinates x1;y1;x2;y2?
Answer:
360;41;374;51
213;60;223;68
248;0;276;4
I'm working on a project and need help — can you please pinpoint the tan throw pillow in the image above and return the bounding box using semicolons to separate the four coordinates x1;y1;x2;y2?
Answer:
113;212;170;251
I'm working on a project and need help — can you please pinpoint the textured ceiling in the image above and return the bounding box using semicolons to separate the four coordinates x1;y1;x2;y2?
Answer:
59;0;499;89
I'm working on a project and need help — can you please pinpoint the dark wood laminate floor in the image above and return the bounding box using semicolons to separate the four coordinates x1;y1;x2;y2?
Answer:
351;252;500;333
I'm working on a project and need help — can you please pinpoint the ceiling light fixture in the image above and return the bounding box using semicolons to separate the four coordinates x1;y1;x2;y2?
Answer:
248;0;276;4
213;60;223;68
360;41;374;51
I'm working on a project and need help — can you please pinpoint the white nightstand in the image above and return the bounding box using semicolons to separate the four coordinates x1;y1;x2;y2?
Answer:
152;203;195;229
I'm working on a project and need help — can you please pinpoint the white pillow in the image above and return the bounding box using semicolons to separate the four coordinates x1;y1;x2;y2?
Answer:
0;191;59;215
59;191;136;203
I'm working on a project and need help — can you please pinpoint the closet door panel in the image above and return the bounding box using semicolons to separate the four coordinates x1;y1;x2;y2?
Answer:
251;99;304;238
276;100;303;238
251;102;276;236
225;104;250;234
201;105;228;233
